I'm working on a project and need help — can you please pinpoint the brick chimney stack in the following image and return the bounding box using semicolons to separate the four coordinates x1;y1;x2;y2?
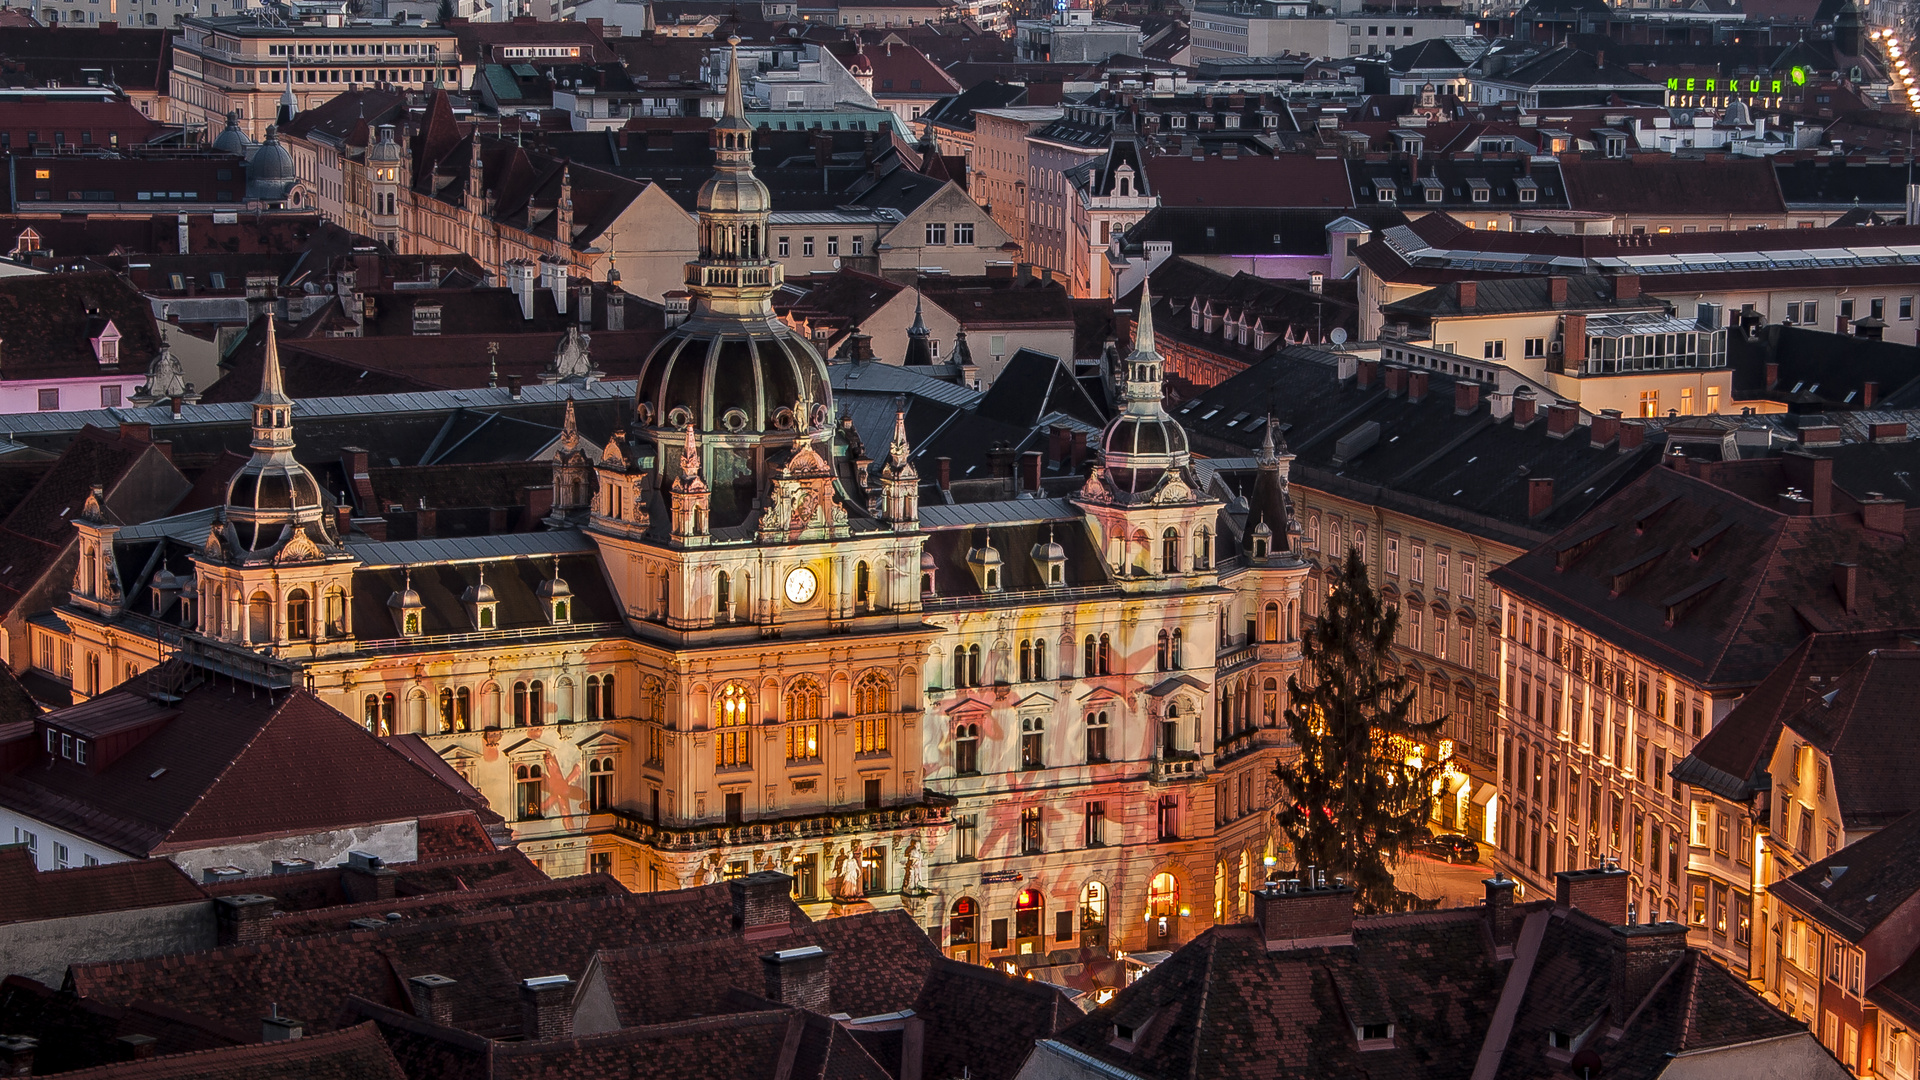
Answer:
1250;879;1356;950
1455;380;1481;414
1484;875;1519;950
731;871;795;942
1528;477;1555;518
1609;923;1690;1024
520;976;575;1041
409;974;458;1026
214;894;277;947
762;945;833;1012
1555;866;1631;925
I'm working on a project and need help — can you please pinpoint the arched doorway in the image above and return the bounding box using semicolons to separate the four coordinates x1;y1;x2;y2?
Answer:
948;897;979;965
1147;872;1180;946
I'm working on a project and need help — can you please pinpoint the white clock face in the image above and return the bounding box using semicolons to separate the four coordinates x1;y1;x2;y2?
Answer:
784;566;818;605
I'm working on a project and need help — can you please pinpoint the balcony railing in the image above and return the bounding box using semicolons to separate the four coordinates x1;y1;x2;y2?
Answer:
922;582;1117;612
612;801;951;850
1152;751;1202;783
354;620;623;655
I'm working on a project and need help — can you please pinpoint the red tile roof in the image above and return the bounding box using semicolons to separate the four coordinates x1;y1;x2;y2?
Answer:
49;1020;407;1080
0;667;490;858
0;847;204;926
0;100;170;148
0;270;162;381
1143;152;1355;210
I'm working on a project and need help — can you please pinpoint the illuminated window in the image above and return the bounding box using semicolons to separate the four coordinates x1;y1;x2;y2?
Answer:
715;683;753;768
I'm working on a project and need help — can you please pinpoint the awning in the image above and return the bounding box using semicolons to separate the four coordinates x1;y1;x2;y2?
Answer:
1472;783;1500;806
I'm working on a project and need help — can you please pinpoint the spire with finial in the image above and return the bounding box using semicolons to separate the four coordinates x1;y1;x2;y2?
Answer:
1132;278;1156;357
487;341;500;388
903;293;935;366
560;396;580;453
1122;279;1164;407
722;35;748;129
679;421;703;483
1257;413;1277;466
888;407;911;467
250;313;294;454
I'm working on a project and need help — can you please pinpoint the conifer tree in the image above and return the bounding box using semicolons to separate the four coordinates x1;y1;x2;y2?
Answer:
1274;546;1446;914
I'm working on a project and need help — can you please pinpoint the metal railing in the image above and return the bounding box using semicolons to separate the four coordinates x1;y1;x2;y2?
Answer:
612;801;951;850
354;620;623;655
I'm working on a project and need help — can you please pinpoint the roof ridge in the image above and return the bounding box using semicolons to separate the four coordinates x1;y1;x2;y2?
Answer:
152;690;316;847
46;1019;394;1079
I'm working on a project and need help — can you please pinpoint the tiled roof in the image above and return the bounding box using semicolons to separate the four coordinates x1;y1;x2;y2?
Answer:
1776;805;1920;945
0;25;174;92
1490;465;1920;691
0;666;488;857
1675;629;1911;802
1777;647;1920;830
49;1020;407;1080
0;975;250;1075
1144;152;1355;210
1559;155;1787;216
0;847;204;926
1383;274;1665;318
0;271;163;381
448;18;620;65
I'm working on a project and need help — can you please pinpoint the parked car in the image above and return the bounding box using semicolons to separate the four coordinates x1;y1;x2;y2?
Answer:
1414;833;1480;864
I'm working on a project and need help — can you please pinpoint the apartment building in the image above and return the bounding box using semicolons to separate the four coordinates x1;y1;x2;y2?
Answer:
170;16;458;142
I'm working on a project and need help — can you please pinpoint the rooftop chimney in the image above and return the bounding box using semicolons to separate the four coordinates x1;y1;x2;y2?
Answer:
508;375;523;401
1864;381;1880;408
1613;273;1640;300
1407;370;1429;403
1528;476;1555;518
520;976;575;1041
214;894;277;947
1548;276;1568;306
261;1011;305;1042
1019;451;1043;495
1251;879;1356;951
1870;420;1908;443
1609;923;1690;1025
762;945;832;1012
0;1037;34;1077
731;871;795;942
1356;358;1379;390
1545;402;1578;438
1590;409;1621;448
1455;380;1481;415
1383;365;1409;397
1484;875;1519;951
409;974;457;1027
1511;391;1538;426
1617;419;1645;452
1458;280;1478;309
1555;866;1631;926
343;850;398;902
937;456;952;491
1834;562;1859;612
1861;494;1907;535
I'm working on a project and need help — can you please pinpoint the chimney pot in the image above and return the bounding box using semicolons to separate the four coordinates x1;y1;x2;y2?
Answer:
214;894;277;947
1864;380;1880;408
1618;420;1646;452
731;871;795;941
1546;402;1579;437
1407;370;1429;403
1019;450;1043;494
1862;495;1907;534
1528;476;1555;517
1609;923;1690;1022
1454;380;1481;414
1548;276;1569;305
1590;409;1621;447
409;974;457;1026
762;944;833;1011
937;457;952;491
1512;392;1538;426
1251;881;1356;950
1383;365;1409;397
261;1014;305;1042
508;375;523;400
1484;875;1519;949
1356;358;1379;389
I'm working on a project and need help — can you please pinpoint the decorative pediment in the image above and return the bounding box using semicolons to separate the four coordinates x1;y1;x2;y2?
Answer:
577;730;629;751
439;745;481;766
942;696;993;717
275;528;323;564
1077;686;1126;706
502;736;556;759
1147;673;1209;698
201;519;228;560
1013;691;1057;710
1154;468;1193;504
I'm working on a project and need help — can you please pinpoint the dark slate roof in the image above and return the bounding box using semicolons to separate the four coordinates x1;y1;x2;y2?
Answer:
1383;274;1666;319
1120;206;1407;259
0;974;250;1075
348;550;616;640
1389;37;1474;73
1774;154;1917;208
1351;156;1570;213
918;80;1029;133
922;515;1112;597
1776;805;1920;945
48;1020;408;1080
1138;260;1361;391
1675;629;1911;802
1048;899;1807;1080
0;666;486;858
1777;647;1920;829
1144;152;1356;211
1731;324;1920;412
1559;155;1788;217
975;347;1109;431
1488;45;1664;90
1490;465;1920;691
0;271;163;381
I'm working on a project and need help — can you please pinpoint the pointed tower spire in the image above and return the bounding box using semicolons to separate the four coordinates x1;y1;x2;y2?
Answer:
679;421;703;482
1257;413;1277;465
903;292;935;366
278;61;298;125
260;312;290;403
1132;278;1156;357
670;422;710;542
560;396;580;452
879;402;918;527
722;35;747;124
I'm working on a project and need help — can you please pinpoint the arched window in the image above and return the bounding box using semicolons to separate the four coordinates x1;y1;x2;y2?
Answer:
716;570;731;622
480;607;494;629
588;757;613;811
378;692;395;737
363;694;380;731
248;591;272;643
456;686;471;732
586;675;603;721
1194;526;1212;570
529;680;545;724
515;763;543;820
1287;601;1297;641
1019;638;1033;682
985;568;998;590
1050;561;1062;584
854;670;890;715
922;571;934;595
1086;710;1109;762
950;897;978;946
1156;630;1170;672
324;586;348;634
1020;716;1045;769
600;673;614;720
1171;627;1184;670
1264;602;1281;643
1148;873;1179;918
785;675;823;721
1084;635;1097;677
954;722;979;773
1161;527;1180;574
855;561;871;609
1098;634;1112;675
513;681;529;726
1015;887;1044;936
1263;677;1279;727
438;688;455;733
952;645;969;689
1032;639;1047;680
967;644;981;687
715;682;752;768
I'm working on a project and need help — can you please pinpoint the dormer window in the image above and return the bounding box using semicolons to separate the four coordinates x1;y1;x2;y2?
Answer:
1356;1022;1394;1049
1549;1030;1574;1050
463;566;498;631
1377;186;1396;203
91;320;121;365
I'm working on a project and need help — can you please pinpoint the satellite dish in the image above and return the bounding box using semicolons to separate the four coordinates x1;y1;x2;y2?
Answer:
1330;328;1349;345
